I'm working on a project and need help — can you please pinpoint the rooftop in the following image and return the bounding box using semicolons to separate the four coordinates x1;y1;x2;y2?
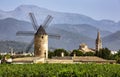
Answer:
35;26;47;35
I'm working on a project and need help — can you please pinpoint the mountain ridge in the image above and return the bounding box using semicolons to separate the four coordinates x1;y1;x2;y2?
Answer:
103;31;120;50
0;18;95;50
0;18;119;50
0;5;120;32
0;5;120;50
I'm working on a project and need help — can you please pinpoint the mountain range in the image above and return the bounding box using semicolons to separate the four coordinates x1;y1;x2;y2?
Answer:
0;5;120;51
0;5;120;32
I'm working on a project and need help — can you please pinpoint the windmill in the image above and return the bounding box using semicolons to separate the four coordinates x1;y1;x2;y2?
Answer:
16;13;60;59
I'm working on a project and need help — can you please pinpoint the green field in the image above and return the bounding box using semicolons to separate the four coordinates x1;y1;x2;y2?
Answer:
0;64;120;77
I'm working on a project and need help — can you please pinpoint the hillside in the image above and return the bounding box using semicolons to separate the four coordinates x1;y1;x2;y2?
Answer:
0;5;119;32
0;5;120;50
0;41;28;52
50;24;111;39
0;18;33;41
103;31;120;50
0;18;95;50
0;18;120;50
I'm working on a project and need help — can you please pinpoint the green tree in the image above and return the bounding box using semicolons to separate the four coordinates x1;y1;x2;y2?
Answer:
97;48;111;59
113;50;120;63
5;54;11;59
48;51;54;58
54;49;68;57
114;50;120;58
70;50;83;56
0;55;3;60
84;52;95;56
116;58;120;63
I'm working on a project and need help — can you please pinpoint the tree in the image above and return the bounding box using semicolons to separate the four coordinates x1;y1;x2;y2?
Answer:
54;49;68;57
70;50;83;56
84;52;95;56
0;55;3;60
48;51;54;58
5;54;11;59
97;48;111;59
115;50;120;58
113;50;120;63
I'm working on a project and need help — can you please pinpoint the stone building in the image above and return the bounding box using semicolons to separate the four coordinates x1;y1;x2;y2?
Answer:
79;31;102;53
34;26;48;59
79;43;95;53
96;31;102;51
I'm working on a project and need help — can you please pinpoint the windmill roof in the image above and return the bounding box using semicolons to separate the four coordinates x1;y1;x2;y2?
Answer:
35;26;47;35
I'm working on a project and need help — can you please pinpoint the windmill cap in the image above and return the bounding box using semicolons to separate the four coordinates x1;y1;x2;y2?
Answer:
35;26;47;35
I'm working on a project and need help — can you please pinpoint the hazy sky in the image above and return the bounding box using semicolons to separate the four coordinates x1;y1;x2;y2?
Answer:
0;0;120;21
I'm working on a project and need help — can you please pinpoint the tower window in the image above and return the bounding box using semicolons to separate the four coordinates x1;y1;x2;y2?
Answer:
42;36;44;39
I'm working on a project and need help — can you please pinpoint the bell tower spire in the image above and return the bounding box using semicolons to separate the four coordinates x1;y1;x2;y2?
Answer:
96;30;102;51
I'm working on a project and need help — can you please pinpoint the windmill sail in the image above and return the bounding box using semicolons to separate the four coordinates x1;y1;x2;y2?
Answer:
42;15;53;29
29;13;39;31
25;39;34;53
48;33;60;39
16;12;60;53
16;31;34;36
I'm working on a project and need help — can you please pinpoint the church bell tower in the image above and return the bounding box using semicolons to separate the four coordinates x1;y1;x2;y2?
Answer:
96;31;102;51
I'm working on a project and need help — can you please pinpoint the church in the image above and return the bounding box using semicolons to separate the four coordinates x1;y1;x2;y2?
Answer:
79;31;102;53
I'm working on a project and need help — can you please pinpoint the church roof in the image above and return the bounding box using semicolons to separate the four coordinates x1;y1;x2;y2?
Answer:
80;43;87;46
35;26;47;35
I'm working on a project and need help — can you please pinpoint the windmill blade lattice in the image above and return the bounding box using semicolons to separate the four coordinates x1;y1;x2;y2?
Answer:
25;39;34;53
48;33;61;39
42;15;53;29
16;12;60;53
26;13;53;52
16;31;34;36
18;13;53;36
29;13;39;31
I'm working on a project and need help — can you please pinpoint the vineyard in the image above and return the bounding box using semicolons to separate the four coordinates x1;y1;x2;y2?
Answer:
0;64;120;77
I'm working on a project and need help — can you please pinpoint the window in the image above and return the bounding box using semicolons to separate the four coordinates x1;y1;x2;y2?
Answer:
42;36;43;39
